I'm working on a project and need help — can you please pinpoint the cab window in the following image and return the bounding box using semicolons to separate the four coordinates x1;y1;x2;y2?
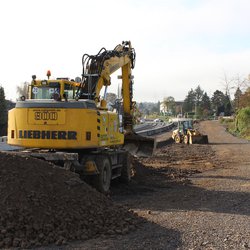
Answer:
31;86;60;99
64;83;74;99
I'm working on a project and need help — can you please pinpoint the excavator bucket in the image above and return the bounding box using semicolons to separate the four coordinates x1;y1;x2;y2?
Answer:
190;134;209;144
123;133;156;157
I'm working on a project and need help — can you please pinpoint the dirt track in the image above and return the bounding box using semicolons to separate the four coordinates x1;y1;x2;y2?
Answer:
66;120;250;250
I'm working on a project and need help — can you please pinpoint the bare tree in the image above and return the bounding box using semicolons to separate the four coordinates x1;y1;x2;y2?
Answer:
16;82;29;98
233;73;250;93
220;72;234;96
221;72;250;97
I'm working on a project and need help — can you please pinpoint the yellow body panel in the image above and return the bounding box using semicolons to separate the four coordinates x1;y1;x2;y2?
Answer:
8;104;124;149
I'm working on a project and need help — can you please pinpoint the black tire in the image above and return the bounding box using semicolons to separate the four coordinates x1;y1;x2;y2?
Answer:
184;135;189;144
121;152;132;183
175;134;181;143
93;156;111;193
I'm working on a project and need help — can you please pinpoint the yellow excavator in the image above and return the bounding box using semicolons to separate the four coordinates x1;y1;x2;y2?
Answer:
8;41;155;193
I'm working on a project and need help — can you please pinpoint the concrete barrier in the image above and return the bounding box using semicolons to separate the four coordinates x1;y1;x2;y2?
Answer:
0;136;24;151
136;122;175;136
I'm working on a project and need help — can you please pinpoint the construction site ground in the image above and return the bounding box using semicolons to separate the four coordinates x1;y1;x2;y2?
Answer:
0;120;250;249
67;120;250;250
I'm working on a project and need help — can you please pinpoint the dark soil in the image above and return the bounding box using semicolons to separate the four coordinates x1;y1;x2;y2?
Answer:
0;153;142;249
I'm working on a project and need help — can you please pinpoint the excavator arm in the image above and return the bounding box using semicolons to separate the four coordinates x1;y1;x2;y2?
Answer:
77;41;155;156
78;41;135;132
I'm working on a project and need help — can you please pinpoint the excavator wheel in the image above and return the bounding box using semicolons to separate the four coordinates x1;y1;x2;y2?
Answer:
120;152;132;183
184;135;189;144
93;156;111;194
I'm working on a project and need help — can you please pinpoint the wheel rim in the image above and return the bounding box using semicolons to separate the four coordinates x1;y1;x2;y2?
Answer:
175;135;181;143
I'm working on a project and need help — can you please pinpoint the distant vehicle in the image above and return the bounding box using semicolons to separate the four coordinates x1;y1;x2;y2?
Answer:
172;118;208;144
154;118;164;123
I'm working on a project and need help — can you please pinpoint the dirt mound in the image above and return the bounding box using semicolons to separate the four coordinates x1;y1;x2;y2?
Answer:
128;143;218;189
146;143;218;172
0;152;141;249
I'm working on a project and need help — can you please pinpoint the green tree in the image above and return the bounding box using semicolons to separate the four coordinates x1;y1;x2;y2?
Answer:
183;85;207;117
151;102;160;114
233;87;242;111
211;90;225;116
0;86;7;136
183;89;195;112
224;94;232;116
193;85;205;117
200;92;211;117
138;102;159;116
201;92;211;110
194;85;204;106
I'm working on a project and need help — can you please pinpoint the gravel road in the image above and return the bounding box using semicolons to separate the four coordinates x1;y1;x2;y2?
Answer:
64;120;250;250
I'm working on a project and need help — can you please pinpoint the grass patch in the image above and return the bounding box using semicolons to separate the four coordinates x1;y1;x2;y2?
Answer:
219;116;250;140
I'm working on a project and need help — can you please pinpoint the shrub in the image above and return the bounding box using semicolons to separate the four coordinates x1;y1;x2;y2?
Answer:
236;107;250;134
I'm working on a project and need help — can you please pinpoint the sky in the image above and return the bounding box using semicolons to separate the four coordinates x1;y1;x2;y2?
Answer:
1;0;250;102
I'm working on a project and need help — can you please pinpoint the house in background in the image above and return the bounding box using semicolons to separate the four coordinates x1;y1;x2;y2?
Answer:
160;100;184;116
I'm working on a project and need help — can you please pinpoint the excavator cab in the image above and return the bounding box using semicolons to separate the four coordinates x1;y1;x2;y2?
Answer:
26;74;80;101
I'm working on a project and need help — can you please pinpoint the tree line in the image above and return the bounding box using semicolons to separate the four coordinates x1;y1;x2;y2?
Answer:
160;83;250;118
0;86;7;136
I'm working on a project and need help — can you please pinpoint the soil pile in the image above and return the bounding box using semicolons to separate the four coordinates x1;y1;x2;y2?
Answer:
0;152;141;249
142;143;218;173
128;143;218;189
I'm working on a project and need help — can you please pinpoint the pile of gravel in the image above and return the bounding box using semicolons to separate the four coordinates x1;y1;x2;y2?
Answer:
0;152;141;248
